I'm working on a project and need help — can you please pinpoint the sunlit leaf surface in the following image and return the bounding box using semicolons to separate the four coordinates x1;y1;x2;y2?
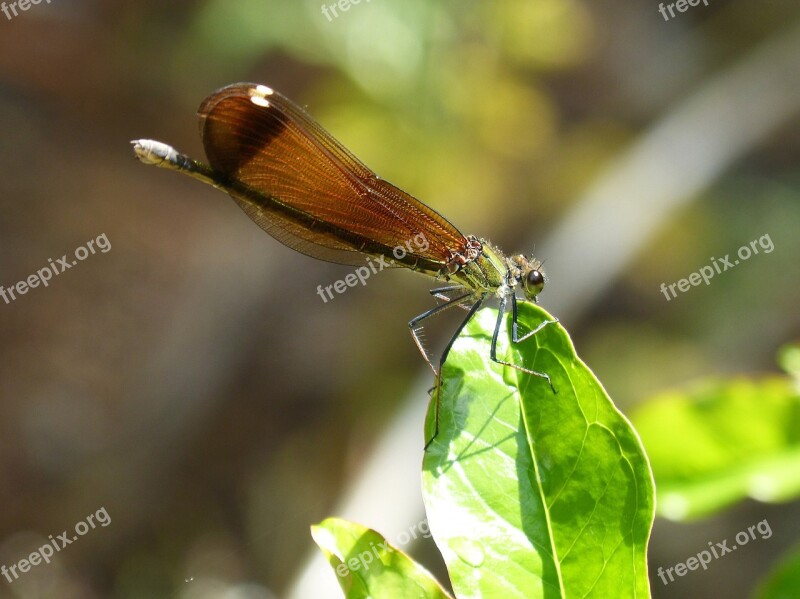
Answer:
422;303;654;598
312;517;452;599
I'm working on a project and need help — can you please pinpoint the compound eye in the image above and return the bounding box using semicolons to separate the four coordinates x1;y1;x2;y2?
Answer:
523;269;545;298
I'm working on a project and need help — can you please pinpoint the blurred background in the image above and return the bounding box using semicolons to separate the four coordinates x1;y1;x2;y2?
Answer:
0;0;798;597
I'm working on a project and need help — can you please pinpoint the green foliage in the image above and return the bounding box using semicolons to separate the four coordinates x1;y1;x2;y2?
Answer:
311;517;452;599
421;303;654;598
315;304;655;598
752;544;800;599
631;371;800;521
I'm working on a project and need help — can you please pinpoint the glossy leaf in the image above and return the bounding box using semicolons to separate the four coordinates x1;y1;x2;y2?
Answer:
631;376;800;521
312;517;452;599
422;303;655;598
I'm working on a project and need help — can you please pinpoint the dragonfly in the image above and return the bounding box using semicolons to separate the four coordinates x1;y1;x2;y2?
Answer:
131;82;556;445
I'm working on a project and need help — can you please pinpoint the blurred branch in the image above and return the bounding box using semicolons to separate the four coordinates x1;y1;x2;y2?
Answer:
539;19;800;319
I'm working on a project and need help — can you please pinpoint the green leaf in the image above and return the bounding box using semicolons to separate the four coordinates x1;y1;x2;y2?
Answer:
311;517;453;599
631;376;800;521
422;303;655;598
752;544;800;599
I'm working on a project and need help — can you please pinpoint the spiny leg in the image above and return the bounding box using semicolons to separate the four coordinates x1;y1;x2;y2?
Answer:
490;294;556;393
409;291;477;375
510;293;559;343
416;293;487;450
429;285;473;308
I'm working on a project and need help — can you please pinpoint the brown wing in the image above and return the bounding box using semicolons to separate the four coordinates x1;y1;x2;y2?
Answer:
197;82;468;270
